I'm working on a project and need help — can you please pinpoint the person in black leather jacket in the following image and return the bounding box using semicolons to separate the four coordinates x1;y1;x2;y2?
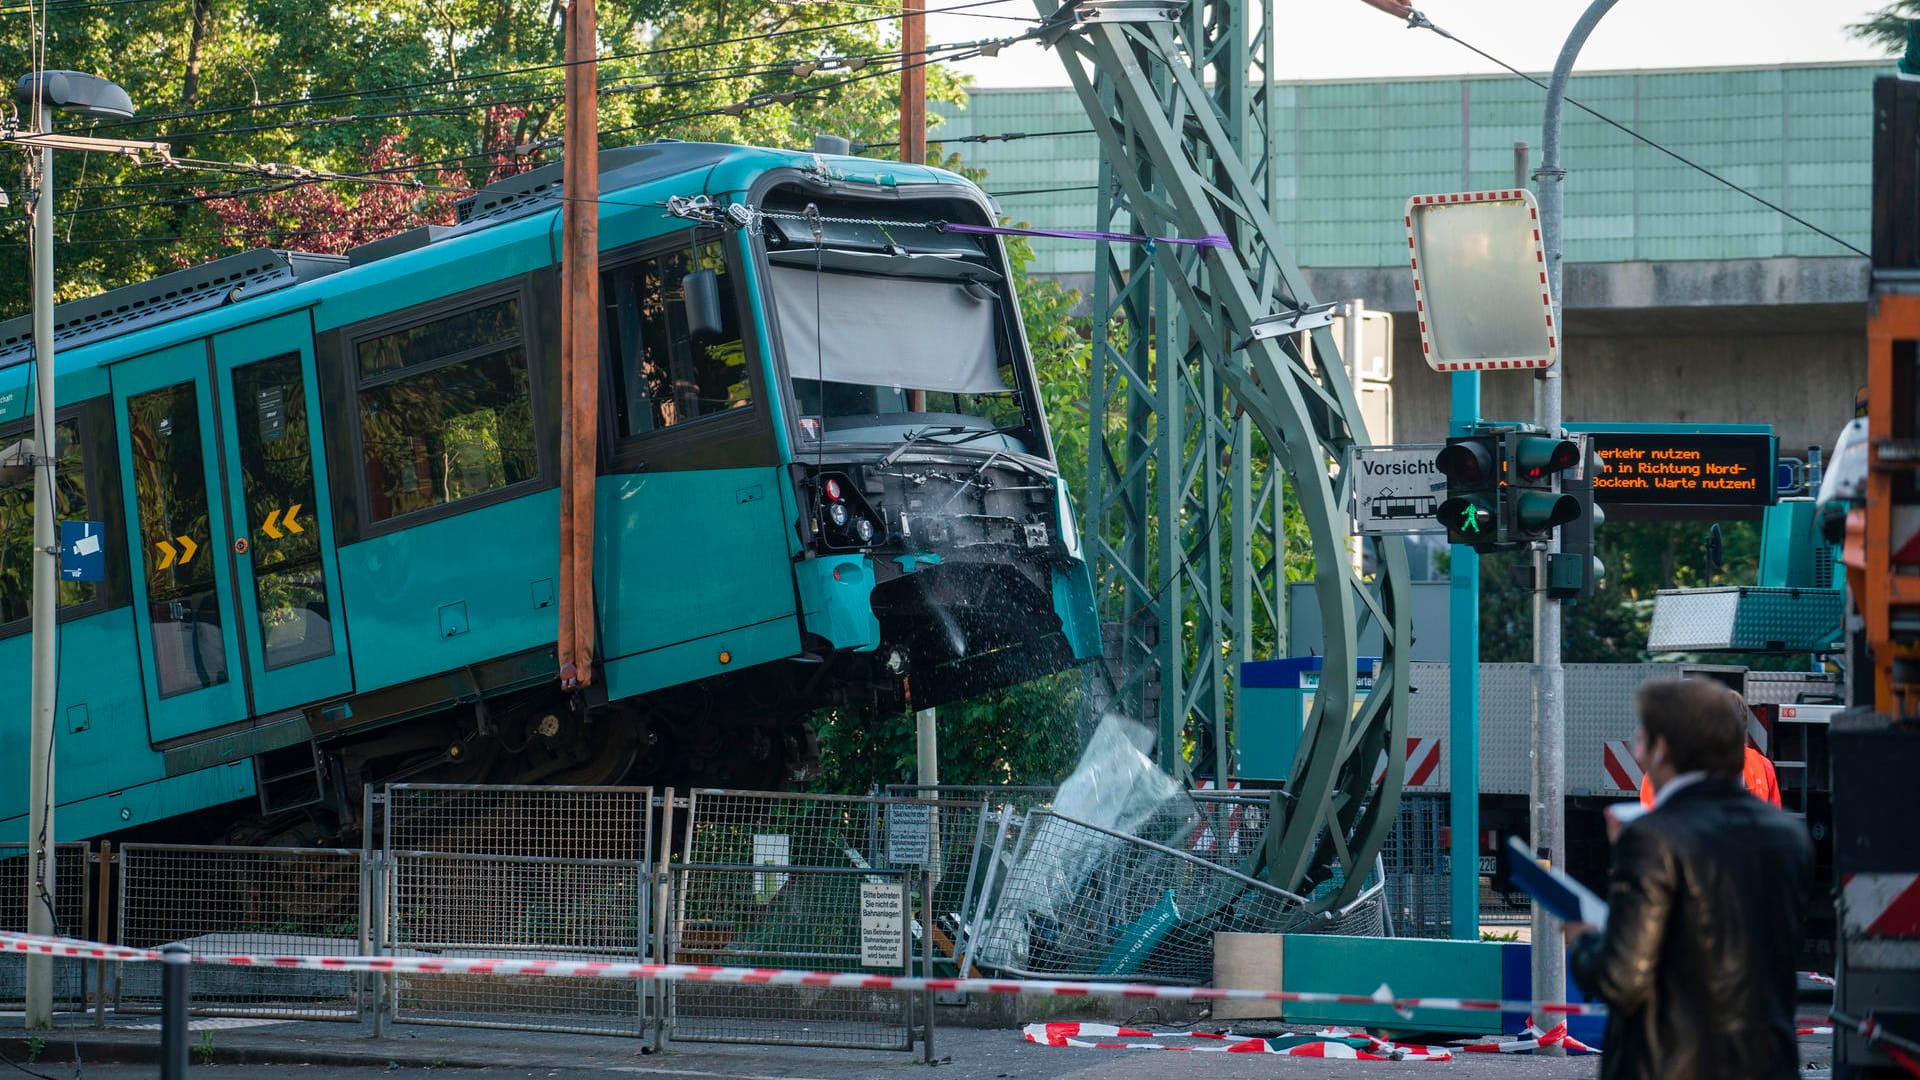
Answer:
1565;677;1813;1080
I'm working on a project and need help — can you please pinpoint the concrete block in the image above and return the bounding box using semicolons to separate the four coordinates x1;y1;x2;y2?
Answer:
1212;932;1285;1020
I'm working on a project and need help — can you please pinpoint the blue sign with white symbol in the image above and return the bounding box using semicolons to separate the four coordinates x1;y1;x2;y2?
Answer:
60;521;106;583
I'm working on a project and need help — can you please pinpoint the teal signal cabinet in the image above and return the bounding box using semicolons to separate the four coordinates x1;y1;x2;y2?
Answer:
1276;934;1606;1045
1237;656;1377;782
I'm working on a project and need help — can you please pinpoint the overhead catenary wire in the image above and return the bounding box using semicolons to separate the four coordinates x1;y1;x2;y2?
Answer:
1404;8;1866;259
80;0;1043;137
148;28;1020;145
18;38;1017;230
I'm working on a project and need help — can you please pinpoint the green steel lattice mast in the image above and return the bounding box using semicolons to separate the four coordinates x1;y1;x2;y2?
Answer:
1045;0;1411;904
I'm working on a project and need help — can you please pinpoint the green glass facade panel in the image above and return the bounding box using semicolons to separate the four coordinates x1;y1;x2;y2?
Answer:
937;62;1880;277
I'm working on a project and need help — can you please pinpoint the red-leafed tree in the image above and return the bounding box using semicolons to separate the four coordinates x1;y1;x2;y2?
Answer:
201;106;532;256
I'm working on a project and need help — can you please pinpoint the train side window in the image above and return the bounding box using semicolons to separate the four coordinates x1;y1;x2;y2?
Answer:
354;295;538;523
232;353;334;669
126;384;229;696
0;416;96;627
603;237;751;439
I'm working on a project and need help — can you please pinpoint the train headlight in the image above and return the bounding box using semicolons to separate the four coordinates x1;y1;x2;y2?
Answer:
824;477;845;501
828;502;851;527
855;517;876;544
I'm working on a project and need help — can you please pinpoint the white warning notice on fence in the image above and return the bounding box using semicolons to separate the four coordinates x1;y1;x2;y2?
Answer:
859;882;905;969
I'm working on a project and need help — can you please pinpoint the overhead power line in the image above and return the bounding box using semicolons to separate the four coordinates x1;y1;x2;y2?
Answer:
1406;8;1867;259
85;0;1041;136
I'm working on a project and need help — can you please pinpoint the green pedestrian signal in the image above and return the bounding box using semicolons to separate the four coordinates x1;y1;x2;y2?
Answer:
1439;496;1495;540
1434;433;1504;550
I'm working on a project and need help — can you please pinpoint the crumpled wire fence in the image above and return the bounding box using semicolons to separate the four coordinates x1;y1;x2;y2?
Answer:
970;807;1320;985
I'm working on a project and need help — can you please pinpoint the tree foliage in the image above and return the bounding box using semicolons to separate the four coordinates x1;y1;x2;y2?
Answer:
0;0;965;313
1849;2;1920;52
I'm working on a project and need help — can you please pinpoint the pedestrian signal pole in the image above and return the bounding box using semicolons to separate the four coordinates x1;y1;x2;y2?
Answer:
1532;0;1618;1022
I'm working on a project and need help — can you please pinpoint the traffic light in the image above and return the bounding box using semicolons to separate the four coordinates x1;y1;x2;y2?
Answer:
1434;433;1502;550
1504;431;1581;542
1549;438;1605;598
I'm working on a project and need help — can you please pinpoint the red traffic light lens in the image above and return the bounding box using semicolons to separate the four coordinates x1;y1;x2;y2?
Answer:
1436;440;1496;484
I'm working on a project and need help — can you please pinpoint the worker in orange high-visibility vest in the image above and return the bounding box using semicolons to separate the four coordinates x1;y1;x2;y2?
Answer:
1640;739;1782;808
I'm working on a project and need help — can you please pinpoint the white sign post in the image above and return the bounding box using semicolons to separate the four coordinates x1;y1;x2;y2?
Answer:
1351;444;1445;535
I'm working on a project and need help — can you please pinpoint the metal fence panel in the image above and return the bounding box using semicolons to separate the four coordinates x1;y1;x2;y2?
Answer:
671;790;964;1050
667;864;912;1050
0;842;91;1010
1380;795;1449;938
381;784;654;1037
684;789;889;869
117;844;362;1020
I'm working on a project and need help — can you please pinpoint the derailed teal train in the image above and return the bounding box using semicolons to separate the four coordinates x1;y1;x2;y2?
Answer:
0;142;1099;845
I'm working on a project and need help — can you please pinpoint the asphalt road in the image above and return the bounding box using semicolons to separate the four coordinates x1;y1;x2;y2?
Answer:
0;1025;1837;1080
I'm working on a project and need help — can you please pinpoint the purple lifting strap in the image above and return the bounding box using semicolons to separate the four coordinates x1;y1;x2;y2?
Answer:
938;221;1231;250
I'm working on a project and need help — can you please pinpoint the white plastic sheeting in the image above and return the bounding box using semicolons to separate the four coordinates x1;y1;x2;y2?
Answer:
770;267;1008;396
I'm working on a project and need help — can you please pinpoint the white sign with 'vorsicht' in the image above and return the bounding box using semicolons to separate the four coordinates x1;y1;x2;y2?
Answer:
1351;444;1445;535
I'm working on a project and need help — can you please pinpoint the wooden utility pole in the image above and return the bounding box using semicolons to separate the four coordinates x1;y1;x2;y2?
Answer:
558;0;600;689
900;0;925;164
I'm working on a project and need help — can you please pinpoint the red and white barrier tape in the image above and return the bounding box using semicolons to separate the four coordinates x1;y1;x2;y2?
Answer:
0;930;1606;1018
0;933;162;963
1457;1018;1598;1055
1023;1022;1453;1061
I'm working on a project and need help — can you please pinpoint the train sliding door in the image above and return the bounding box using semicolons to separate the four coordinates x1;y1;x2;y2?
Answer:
116;313;352;745
210;313;352;714
116;342;252;742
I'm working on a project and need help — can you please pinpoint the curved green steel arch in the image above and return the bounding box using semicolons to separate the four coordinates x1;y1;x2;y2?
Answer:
1040;0;1411;908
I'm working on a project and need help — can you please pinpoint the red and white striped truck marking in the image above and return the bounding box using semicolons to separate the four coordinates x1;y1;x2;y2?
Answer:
1843;873;1920;938
1894;506;1920;565
1602;739;1644;793
1373;738;1440;788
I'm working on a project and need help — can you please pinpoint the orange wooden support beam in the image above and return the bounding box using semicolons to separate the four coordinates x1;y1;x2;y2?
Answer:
559;0;600;690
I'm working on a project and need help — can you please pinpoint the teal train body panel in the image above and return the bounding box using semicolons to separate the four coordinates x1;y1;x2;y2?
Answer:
793;555;882;653
335;490;564;692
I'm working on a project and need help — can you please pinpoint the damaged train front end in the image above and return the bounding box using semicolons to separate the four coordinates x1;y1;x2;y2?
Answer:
755;169;1100;712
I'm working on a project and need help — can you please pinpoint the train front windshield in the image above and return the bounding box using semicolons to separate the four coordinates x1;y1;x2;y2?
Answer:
762;222;1036;454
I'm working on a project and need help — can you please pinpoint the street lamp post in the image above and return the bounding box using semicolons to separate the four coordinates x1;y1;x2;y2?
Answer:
1529;0;1617;1021
14;68;137;1031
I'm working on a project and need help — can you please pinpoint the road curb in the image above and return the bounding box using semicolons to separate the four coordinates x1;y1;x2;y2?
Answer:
1;1031;655;1071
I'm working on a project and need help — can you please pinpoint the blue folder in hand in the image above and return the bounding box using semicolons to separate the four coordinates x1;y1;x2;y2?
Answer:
1503;836;1610;929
